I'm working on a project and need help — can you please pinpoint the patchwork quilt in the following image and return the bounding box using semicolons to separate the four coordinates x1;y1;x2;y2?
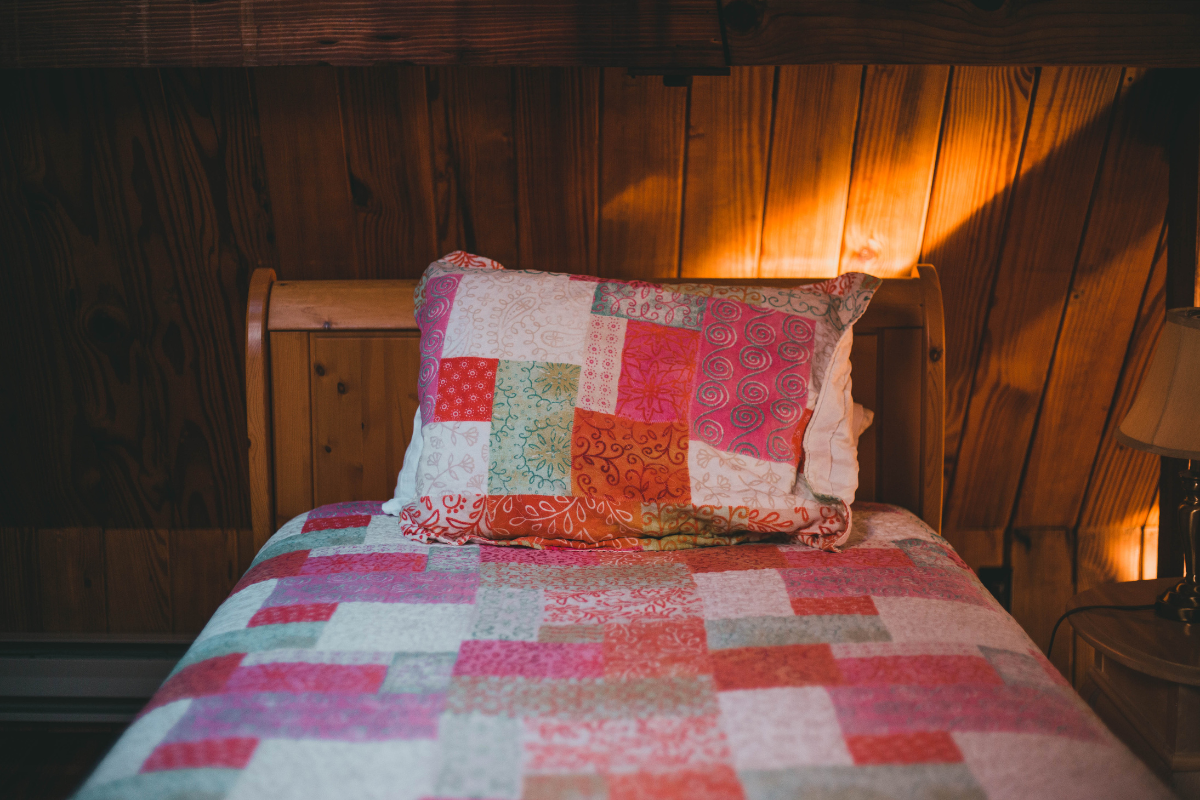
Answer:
77;503;1169;800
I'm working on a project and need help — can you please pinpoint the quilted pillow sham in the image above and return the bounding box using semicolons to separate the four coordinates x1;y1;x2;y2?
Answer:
392;251;879;552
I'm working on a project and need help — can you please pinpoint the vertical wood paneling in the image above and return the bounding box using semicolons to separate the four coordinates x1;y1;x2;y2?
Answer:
311;336;366;506
877;328;923;514
426;67;519;266
679;67;775;279
598;70;688;280
945;67;1123;534
1073;523;1143;686
1076;238;1168;530
255;67;357;279
0;528;41;632
514;68;600;274
839;65;950;278
1011;528;1074;676
1015;69;1172;529
104;528;171;633
38;528;107;633
170;528;237;633
758;65;861;278
336;67;439;279
359;336;422;502
920;67;1036;525
272;331;315;528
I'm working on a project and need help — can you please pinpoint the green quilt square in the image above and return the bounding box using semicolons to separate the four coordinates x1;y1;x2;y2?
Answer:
488;360;579;495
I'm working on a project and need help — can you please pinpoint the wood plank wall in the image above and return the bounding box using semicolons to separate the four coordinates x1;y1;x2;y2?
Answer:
0;68;1171;673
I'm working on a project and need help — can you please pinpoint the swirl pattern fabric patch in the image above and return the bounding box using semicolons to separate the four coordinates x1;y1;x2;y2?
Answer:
397;253;880;551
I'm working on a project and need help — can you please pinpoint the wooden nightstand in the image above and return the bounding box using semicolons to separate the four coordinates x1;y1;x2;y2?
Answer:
1070;578;1200;798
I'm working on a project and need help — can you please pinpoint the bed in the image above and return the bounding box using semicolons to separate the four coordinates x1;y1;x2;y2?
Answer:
74;266;1171;799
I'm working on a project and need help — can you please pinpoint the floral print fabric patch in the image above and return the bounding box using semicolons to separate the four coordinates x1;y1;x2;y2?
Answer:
398;253;880;551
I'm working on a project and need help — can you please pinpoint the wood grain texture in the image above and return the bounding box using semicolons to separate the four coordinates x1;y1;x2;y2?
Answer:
945;67;1122;533
337;67;439;279
310;336;421;506
759;65;861;279
1077;228;1168;530
942;528;1004;574
679;67;775;279
0;0;726;68
718;1;1200;67
427;68;519;266
877;328;923;517
104;528;171;633
918;264;945;534
37;528;107;633
514;68;600;274
0;528;41;632
1073;523;1144;687
1015;69;1172;529
271;332;315;529
838;66;949;278
598;71;688;280
255;68;357;280
268;280;419;331
170;528;237;633
1011;527;1074;677
920;67;1036;497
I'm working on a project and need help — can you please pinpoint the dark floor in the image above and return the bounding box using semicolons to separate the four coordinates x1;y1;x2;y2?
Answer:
0;723;128;800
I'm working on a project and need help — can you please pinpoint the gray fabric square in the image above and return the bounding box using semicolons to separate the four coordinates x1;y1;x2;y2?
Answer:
706;615;890;650
434;713;523;799
470;586;541;641
381;652;458;694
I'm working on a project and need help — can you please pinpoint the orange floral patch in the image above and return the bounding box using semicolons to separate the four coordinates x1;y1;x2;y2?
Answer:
603;619;712;679
571;409;690;503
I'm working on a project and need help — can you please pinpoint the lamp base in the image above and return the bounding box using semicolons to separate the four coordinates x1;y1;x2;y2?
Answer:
1155;579;1200;622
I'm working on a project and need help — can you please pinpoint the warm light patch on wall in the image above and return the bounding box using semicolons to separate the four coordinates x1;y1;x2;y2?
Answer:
1142;501;1159;580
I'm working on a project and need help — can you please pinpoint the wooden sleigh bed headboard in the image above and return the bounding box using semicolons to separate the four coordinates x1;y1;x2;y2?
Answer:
245;267;946;552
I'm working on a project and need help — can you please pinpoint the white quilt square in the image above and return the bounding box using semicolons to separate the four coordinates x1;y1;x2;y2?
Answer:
198;579;277;639
688;441;798;507
440;270;593;364
228;739;436;800
692;569;794;620
575;314;626;414
79;699;192;789
718;687;852;769
315;602;473;653
873;597;1033;652
415;421;490;497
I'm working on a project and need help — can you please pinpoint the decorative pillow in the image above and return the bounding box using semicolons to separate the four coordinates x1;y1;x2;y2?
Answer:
392;252;879;551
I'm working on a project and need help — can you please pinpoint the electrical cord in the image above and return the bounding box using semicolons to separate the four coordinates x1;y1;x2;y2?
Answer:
1046;603;1156;657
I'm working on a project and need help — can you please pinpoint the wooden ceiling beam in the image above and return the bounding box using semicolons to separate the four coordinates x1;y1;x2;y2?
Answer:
5;1;1200;68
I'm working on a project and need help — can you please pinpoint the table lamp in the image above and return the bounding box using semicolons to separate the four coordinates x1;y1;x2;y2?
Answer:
1117;307;1200;622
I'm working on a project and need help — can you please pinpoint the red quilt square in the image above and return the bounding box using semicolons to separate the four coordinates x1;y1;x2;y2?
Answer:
711;644;843;691
783;547;913;569
790;596;878;616
845;731;963;765
141;737;259;772
839;655;1004;686
248;602;338;627
680;544;789;574
144;653;244;712
432;357;499;422
231;549;309;593
301;513;371;533
615;320;699;423
603;619;711;678
609;766;745;800
570;408;690;502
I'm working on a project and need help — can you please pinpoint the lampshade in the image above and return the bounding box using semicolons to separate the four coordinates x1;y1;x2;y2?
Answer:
1117;307;1200;460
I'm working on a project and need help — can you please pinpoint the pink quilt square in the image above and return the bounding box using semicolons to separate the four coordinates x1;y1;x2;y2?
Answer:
679;544;789;574
845;732;963;765
838;655;1004;686
688;299;814;464
453;640;604;679
248;602;339;627
144;653;244;712
302;514;371;533
298;552;427;575
224;662;388;694
615;320;699;423
141;737;259;772
782;547;913;570
523;715;732;773
432;356;499;422
232;549;310;593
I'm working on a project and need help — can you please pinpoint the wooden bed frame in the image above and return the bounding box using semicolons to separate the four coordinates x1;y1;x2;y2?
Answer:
245;266;946;552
